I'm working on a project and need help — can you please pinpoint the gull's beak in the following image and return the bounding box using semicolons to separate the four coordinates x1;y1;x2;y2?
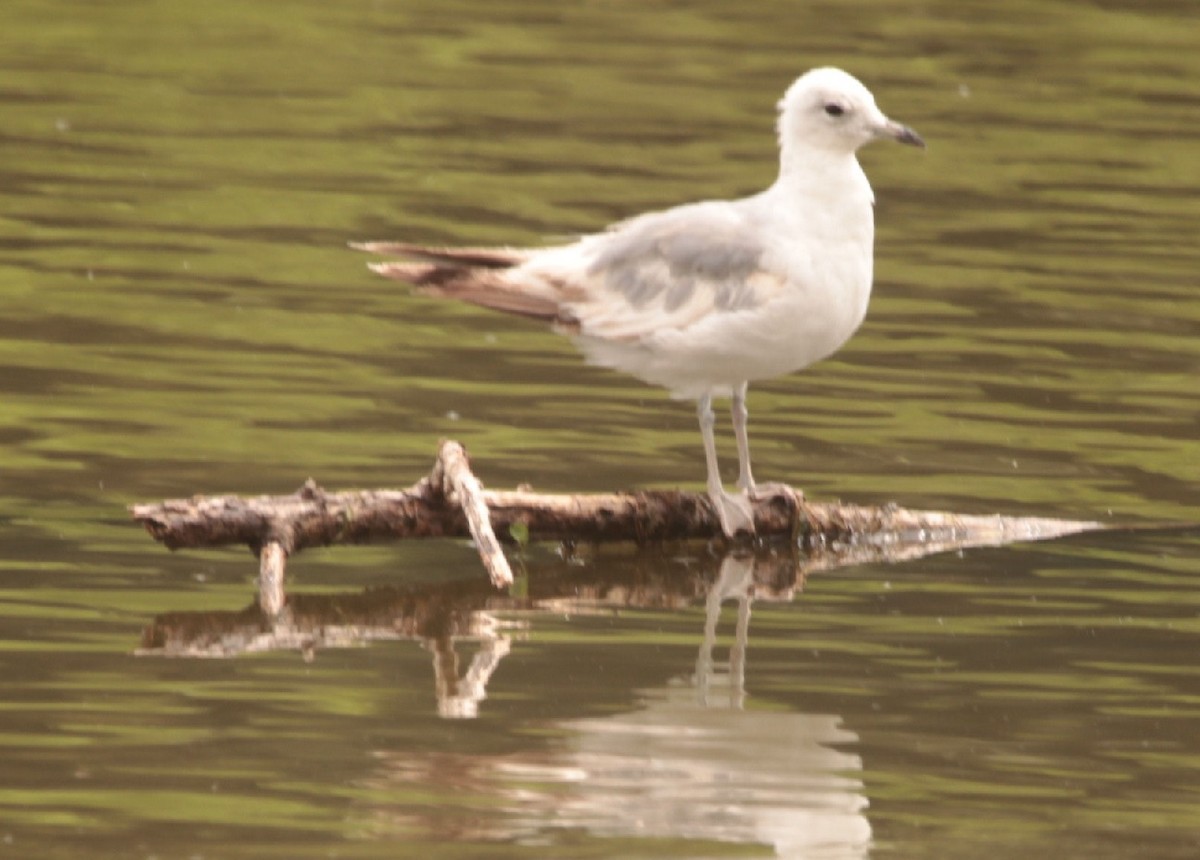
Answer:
879;118;925;148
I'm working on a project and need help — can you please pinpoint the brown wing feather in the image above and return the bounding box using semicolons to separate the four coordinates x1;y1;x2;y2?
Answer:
367;262;564;322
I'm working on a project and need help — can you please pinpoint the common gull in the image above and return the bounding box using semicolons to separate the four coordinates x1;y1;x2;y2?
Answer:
355;67;924;537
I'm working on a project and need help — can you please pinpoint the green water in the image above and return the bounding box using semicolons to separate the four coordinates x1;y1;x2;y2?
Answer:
1;0;1197;857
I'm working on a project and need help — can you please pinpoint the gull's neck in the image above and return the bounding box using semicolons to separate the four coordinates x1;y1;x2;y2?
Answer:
774;145;873;204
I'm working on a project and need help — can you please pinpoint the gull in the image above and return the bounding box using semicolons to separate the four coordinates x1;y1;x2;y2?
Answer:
354;67;924;537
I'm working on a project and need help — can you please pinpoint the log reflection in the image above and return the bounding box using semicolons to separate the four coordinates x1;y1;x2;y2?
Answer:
137;523;1090;717
137;546;802;715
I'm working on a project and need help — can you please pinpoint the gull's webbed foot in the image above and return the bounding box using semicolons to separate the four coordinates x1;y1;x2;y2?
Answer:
708;488;756;538
748;480;799;501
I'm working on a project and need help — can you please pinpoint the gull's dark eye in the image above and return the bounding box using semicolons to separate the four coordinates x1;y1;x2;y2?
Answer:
824;103;845;117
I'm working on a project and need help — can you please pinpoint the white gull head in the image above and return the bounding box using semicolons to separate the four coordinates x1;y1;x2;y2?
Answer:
777;67;924;162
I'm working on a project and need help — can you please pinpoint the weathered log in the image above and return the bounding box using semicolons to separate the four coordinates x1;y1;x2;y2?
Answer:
130;439;1108;592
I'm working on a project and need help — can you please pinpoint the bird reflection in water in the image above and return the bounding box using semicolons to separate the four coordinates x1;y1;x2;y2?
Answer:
139;548;871;856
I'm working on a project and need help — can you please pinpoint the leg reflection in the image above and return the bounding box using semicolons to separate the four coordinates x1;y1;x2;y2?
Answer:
697;553;756;709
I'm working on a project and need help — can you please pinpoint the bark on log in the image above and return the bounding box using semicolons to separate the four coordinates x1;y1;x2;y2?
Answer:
130;439;1108;592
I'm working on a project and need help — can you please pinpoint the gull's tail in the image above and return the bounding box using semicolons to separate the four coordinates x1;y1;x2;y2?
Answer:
351;241;565;322
350;241;534;268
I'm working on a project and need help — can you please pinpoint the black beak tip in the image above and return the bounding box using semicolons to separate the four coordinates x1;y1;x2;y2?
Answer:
897;125;926;149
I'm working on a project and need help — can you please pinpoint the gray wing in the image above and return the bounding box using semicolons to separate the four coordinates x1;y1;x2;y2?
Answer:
561;201;787;340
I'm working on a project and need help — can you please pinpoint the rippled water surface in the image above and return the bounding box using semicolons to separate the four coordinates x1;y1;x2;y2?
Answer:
1;0;1197;858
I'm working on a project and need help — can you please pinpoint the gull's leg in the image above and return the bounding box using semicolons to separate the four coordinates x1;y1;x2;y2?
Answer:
732;382;793;501
699;393;722;499
731;381;756;493
698;393;755;537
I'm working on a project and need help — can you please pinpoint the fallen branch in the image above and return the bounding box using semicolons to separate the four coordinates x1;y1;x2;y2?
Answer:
130;439;1107;596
